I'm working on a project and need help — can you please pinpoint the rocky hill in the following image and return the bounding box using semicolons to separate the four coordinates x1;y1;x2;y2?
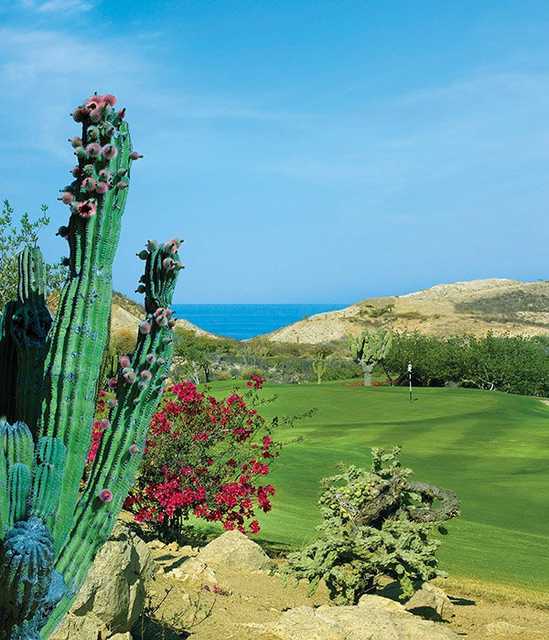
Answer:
267;279;549;344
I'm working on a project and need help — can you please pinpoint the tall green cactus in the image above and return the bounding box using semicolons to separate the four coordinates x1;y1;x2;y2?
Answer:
0;93;182;639
349;329;393;386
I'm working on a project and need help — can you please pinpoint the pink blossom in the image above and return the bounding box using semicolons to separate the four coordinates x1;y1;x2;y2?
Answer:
101;144;118;160
98;489;113;503
76;199;97;219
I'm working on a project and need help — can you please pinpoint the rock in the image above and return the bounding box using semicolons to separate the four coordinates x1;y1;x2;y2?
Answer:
167;557;219;589
405;583;454;621
197;530;271;572
358;594;406;614
252;601;459;639
50;522;154;640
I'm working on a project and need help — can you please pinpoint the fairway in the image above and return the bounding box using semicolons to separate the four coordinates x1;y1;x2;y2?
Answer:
210;381;549;593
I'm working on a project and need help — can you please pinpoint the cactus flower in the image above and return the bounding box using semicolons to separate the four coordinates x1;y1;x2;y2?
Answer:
89;107;103;123
76;199;97;219
119;355;131;369
140;370;152;381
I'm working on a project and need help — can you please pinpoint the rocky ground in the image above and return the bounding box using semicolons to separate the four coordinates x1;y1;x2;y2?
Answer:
59;523;549;640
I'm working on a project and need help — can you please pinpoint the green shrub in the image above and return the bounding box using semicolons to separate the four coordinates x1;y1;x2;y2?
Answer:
286;448;459;604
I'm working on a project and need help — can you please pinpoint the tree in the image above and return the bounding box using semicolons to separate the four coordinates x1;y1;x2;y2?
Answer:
349;329;393;386
0;200;66;310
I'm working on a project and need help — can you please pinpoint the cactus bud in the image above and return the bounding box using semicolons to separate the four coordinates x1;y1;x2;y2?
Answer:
129;151;143;160
72;107;87;122
96;181;109;195
116;180;128;190
83;164;95;177
74;146;88;161
101;144;118;160
135;284;146;294
69;136;83;148
145;354;156;365
87;126;99;141
137;249;149;260
119;355;131;369
58;192;74;205
147;240;158;251
139;320;152;335
81;177;96;192
98;489;113;503
117;107;126;120
89;107;103;123
128;444;140;456
140;370;152;382
57;226;69;237
85;143;101;158
123;369;136;384
71;165;81;177
108;377;118;389
107;398;118;409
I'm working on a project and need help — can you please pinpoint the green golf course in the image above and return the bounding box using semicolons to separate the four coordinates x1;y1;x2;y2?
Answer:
210;380;549;593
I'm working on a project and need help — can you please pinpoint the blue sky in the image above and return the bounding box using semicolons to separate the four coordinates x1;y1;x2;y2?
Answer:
0;1;548;303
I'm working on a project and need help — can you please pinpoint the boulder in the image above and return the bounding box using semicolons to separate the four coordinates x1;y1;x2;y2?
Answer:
166;557;219;589
50;522;154;640
405;583;454;621
197;530;271;572
251;601;459;640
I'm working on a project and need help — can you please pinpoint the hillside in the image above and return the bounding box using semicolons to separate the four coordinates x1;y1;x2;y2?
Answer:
111;292;214;337
266;278;549;344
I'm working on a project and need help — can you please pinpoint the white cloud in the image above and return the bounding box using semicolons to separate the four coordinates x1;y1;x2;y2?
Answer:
20;0;94;12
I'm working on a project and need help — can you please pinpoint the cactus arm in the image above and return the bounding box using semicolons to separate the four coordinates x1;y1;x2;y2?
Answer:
42;241;181;637
7;248;53;435
37;112;133;552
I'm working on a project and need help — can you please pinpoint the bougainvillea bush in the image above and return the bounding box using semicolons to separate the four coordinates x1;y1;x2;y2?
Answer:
97;374;281;540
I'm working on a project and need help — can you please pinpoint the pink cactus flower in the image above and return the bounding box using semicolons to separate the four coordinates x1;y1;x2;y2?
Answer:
108;377;118;389
162;257;174;271
103;94;117;106
86;143;101;158
89;107;103;123
119;354;131;369
76;199;97;219
82;177;96;192
129;151;143;160
140;369;152;381
146;353;156;365
59;192;74;205
98;489;113;503
101;144;118;160
96;181;109;195
128;444;140;456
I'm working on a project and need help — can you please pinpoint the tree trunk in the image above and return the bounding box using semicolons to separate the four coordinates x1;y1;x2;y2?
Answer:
361;362;375;386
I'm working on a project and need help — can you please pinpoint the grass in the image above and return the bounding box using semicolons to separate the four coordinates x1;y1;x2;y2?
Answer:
207;380;549;594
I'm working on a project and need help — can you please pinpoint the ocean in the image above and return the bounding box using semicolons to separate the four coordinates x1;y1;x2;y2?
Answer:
171;303;349;340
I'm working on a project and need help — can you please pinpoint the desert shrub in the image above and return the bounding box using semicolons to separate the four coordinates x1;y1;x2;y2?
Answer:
286;448;459;604
386;332;549;396
124;376;280;541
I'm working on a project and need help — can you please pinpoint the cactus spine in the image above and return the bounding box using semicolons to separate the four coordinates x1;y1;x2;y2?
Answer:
0;93;182;639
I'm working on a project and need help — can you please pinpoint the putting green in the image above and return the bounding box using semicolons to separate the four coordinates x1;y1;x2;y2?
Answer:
207;381;549;592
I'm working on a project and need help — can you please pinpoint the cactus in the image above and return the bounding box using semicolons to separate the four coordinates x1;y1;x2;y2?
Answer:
0;93;182;638
312;353;328;384
349;329;392;386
